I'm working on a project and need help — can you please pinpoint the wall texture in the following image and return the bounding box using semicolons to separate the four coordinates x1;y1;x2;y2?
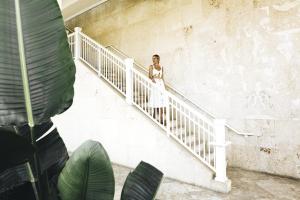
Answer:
65;0;300;178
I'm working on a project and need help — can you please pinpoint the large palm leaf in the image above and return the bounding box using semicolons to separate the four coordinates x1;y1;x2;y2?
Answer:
0;0;75;199
121;161;163;200
0;0;75;126
57;140;115;200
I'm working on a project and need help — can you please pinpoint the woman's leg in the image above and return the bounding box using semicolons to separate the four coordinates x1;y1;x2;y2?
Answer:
151;107;156;119
156;108;160;122
152;108;157;120
160;107;164;125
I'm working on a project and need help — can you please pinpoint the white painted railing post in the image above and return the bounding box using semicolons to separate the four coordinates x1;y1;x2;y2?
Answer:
165;93;170;136
74;27;82;61
214;119;228;183
125;58;134;105
97;48;101;77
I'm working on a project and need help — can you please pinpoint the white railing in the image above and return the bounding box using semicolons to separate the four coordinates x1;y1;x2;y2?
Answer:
107;45;254;136
68;27;229;182
131;67;216;169
68;32;75;58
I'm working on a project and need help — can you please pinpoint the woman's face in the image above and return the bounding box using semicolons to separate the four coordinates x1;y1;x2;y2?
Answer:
152;56;160;65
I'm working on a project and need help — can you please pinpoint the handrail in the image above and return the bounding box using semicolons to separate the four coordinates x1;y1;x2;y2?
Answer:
106;46;207;107
131;67;214;127
67;32;75;38
80;33;125;65
130;67;216;170
106;45;253;136
65;25;74;33
68;29;232;179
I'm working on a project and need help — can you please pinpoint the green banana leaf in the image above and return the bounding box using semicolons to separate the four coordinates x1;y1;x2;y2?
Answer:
0;0;76;126
121;161;163;200
0;127;34;173
57;140;115;200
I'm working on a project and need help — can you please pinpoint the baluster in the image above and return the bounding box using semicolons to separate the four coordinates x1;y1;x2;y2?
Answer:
74;27;82;61
203;126;206;160
214;119;228;183
193;116;196;152
125;58;133;105
198;119;201;156
166;93;170;136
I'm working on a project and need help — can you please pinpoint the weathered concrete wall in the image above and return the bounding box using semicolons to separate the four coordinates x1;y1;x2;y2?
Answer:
65;0;300;178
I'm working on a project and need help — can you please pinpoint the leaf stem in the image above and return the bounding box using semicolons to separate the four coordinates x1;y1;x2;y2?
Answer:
14;0;34;127
15;1;42;199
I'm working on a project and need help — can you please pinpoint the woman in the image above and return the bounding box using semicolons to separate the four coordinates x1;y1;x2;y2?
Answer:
148;54;166;124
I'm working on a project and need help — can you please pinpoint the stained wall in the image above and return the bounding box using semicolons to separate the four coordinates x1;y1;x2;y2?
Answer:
65;0;300;178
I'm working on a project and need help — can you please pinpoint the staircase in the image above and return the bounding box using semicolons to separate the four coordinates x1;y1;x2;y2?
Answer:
105;45;217;165
67;27;231;192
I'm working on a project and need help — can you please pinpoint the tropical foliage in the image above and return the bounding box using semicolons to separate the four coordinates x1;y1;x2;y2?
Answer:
58;140;115;200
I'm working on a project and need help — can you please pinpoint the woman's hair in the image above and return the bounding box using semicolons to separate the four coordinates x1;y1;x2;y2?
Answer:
152;54;160;60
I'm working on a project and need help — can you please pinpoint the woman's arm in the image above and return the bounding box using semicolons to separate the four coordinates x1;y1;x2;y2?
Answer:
149;65;156;83
148;65;153;79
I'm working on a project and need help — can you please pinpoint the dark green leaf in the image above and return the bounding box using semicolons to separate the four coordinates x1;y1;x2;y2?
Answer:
57;140;115;200
121;161;163;200
0;0;76;126
0;127;34;173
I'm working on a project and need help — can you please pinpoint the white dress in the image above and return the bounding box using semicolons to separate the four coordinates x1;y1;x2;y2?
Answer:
148;66;167;108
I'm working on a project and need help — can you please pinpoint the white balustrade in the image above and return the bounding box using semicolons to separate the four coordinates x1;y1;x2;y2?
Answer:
214;119;229;182
67;27;229;180
67;33;75;58
74;27;81;61
125;58;134;105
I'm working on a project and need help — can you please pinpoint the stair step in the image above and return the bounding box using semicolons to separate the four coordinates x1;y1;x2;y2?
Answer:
135;103;150;112
102;73;125;78
133;95;148;100
102;74;125;80
135;104;150;112
183;142;215;165
206;152;215;165
197;146;214;162
172;127;187;137
134;100;147;104
133;92;149;98
172;130;214;149
168;119;178;127
102;78;125;87
106;79;124;84
101;70;125;75
171;132;215;165
173;128;196;137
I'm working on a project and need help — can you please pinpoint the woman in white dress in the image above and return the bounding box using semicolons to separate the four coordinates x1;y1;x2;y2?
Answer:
148;54;166;124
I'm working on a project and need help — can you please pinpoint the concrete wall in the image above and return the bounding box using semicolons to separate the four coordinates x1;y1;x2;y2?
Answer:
52;61;230;192
64;0;300;178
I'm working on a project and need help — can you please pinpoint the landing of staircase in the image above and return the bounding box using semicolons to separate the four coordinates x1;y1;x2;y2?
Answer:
113;164;300;200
